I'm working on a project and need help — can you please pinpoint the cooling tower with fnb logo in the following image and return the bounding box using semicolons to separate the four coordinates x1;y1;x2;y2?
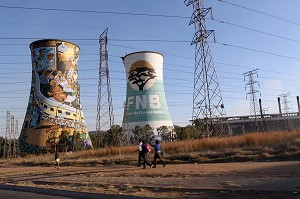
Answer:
122;51;173;134
19;39;92;154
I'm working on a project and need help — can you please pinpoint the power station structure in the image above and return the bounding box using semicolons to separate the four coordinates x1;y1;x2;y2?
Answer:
226;100;300;134
122;51;174;137
19;39;92;154
185;0;227;137
183;0;300;135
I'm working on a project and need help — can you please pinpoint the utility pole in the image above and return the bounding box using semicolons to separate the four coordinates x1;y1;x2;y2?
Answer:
243;69;263;132
184;0;227;137
96;28;114;147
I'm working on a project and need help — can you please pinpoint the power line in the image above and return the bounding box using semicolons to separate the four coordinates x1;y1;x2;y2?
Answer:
1;39;300;69
2;48;299;80
216;0;300;26
0;5;190;19
0;37;191;43
214;41;300;61
0;69;300;90
1;15;300;46
210;18;300;44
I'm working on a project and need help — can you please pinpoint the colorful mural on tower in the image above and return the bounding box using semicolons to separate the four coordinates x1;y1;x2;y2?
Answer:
19;39;93;154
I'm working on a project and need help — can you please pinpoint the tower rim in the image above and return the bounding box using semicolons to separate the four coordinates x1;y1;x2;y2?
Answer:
29;39;80;50
122;51;164;60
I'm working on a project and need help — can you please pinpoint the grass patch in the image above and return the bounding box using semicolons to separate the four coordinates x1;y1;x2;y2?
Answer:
1;130;300;167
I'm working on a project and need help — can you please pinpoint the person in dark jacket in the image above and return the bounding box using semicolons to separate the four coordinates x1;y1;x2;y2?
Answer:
141;140;152;169
149;139;165;168
54;144;60;169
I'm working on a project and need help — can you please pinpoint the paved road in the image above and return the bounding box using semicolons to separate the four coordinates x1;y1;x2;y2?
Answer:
0;185;149;199
0;188;72;199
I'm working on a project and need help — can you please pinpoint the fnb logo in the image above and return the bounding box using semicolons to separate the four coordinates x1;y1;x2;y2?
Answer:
128;60;157;91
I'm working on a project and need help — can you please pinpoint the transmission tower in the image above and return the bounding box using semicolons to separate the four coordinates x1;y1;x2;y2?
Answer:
184;0;227;137
279;93;293;131
3;111;12;158
13;119;20;157
280;93;293;113
96;28;114;141
243;69;263;132
11;115;15;158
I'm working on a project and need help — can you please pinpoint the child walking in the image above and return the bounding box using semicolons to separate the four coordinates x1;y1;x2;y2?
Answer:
54;144;60;169
149;140;165;168
141;140;152;169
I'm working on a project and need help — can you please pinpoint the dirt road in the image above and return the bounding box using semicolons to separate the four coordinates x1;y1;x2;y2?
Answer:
0;161;299;198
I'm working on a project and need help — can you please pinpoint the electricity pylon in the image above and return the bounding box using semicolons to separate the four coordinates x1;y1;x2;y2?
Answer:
96;28;114;146
279;93;293;131
3;111;12;158
184;0;227;137
243;69;264;132
13;119;20;157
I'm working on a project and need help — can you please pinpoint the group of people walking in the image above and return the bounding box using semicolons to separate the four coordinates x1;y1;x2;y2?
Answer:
53;139;166;170
137;139;166;169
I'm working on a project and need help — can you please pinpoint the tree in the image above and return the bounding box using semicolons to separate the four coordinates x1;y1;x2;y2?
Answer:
129;124;155;143
130;125;143;145
141;124;154;141
193;118;209;138
0;136;4;158
174;125;200;140
59;130;71;152
104;125;124;147
72;131;83;151
157;126;175;142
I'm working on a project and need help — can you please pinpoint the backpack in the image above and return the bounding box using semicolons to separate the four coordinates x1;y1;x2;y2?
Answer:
142;144;151;153
146;145;151;153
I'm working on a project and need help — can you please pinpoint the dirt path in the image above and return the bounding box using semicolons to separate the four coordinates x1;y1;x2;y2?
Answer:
0;161;299;198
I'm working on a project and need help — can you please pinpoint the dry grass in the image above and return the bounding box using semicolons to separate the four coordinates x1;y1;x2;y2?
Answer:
164;130;300;152
1;130;300;167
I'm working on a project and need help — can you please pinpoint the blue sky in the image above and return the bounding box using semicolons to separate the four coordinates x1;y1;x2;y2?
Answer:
1;0;300;136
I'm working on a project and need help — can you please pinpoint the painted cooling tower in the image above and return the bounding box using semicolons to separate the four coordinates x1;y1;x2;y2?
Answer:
122;51;173;134
19;39;92;153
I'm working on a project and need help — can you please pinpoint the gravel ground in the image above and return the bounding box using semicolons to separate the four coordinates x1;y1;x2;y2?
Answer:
0;161;299;198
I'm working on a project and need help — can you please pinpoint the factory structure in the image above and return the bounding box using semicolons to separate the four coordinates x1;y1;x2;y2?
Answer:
226;97;300;135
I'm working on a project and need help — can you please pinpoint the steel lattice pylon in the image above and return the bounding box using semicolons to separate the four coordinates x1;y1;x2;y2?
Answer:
279;93;293;131
96;28;114;136
243;69;260;116
243;69;264;132
185;0;227;137
13;119;20;157
3;111;11;158
10;115;15;157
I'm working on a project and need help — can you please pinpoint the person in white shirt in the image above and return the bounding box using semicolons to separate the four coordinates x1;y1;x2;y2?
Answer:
136;139;143;167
